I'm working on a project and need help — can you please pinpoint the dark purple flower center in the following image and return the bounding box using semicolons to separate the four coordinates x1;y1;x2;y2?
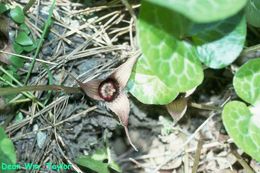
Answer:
98;78;119;102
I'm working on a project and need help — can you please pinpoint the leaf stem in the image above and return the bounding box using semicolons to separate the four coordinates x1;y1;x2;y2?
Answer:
240;44;260;57
191;139;203;173
189;102;221;111
0;85;82;96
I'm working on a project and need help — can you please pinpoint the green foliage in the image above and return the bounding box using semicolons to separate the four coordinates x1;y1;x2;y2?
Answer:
193;13;247;69
222;101;260;162
10;6;25;23
9;56;25;68
0;127;17;173
222;58;260;162
75;148;121;173
246;0;260;27
1;67;19;85
143;0;248;23
22;41;38;52
2;70;14;84
136;1;192;39
0;3;9;14
19;23;31;34
132;0;260;163
0;4;37;74
13;42;23;54
76;156;110;173
129;0;250;105
233;58;260;105
1;0;260;167
15;112;24;123
128;55;179;104
15;31;33;46
129;1;204;104
24;0;56;84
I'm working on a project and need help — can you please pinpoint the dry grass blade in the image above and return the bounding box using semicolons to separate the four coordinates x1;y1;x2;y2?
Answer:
6;96;69;133
191;139;203;173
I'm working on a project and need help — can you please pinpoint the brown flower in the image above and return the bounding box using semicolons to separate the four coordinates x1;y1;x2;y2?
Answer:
71;52;140;151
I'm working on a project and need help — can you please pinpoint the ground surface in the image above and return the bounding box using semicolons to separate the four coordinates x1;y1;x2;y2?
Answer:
1;0;260;173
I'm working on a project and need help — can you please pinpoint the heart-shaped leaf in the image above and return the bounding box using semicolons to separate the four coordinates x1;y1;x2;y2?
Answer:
143;0;248;23
0;127;16;172
222;101;260;162
130;2;204;104
233;58;260;105
138;21;203;92
246;0;260;27
10;6;25;24
193;13;246;69
128;55;179;104
139;1;193;39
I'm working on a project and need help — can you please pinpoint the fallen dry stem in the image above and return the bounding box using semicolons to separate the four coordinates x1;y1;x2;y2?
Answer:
0;50;57;65
191;139;203;173
230;149;254;173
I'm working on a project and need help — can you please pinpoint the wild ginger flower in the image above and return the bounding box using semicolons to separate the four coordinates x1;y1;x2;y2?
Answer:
71;52;140;151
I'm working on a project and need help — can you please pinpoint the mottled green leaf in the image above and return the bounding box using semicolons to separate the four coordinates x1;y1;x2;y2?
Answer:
188;21;221;36
15;31;33;46
144;0;248;23
193;14;246;69
139;1;192;39
128;55;179;104
133;2;204;104
10;6;25;24
246;0;260;27
0;127;16;171
222;101;260;162
138;17;203;91
233;58;260;105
